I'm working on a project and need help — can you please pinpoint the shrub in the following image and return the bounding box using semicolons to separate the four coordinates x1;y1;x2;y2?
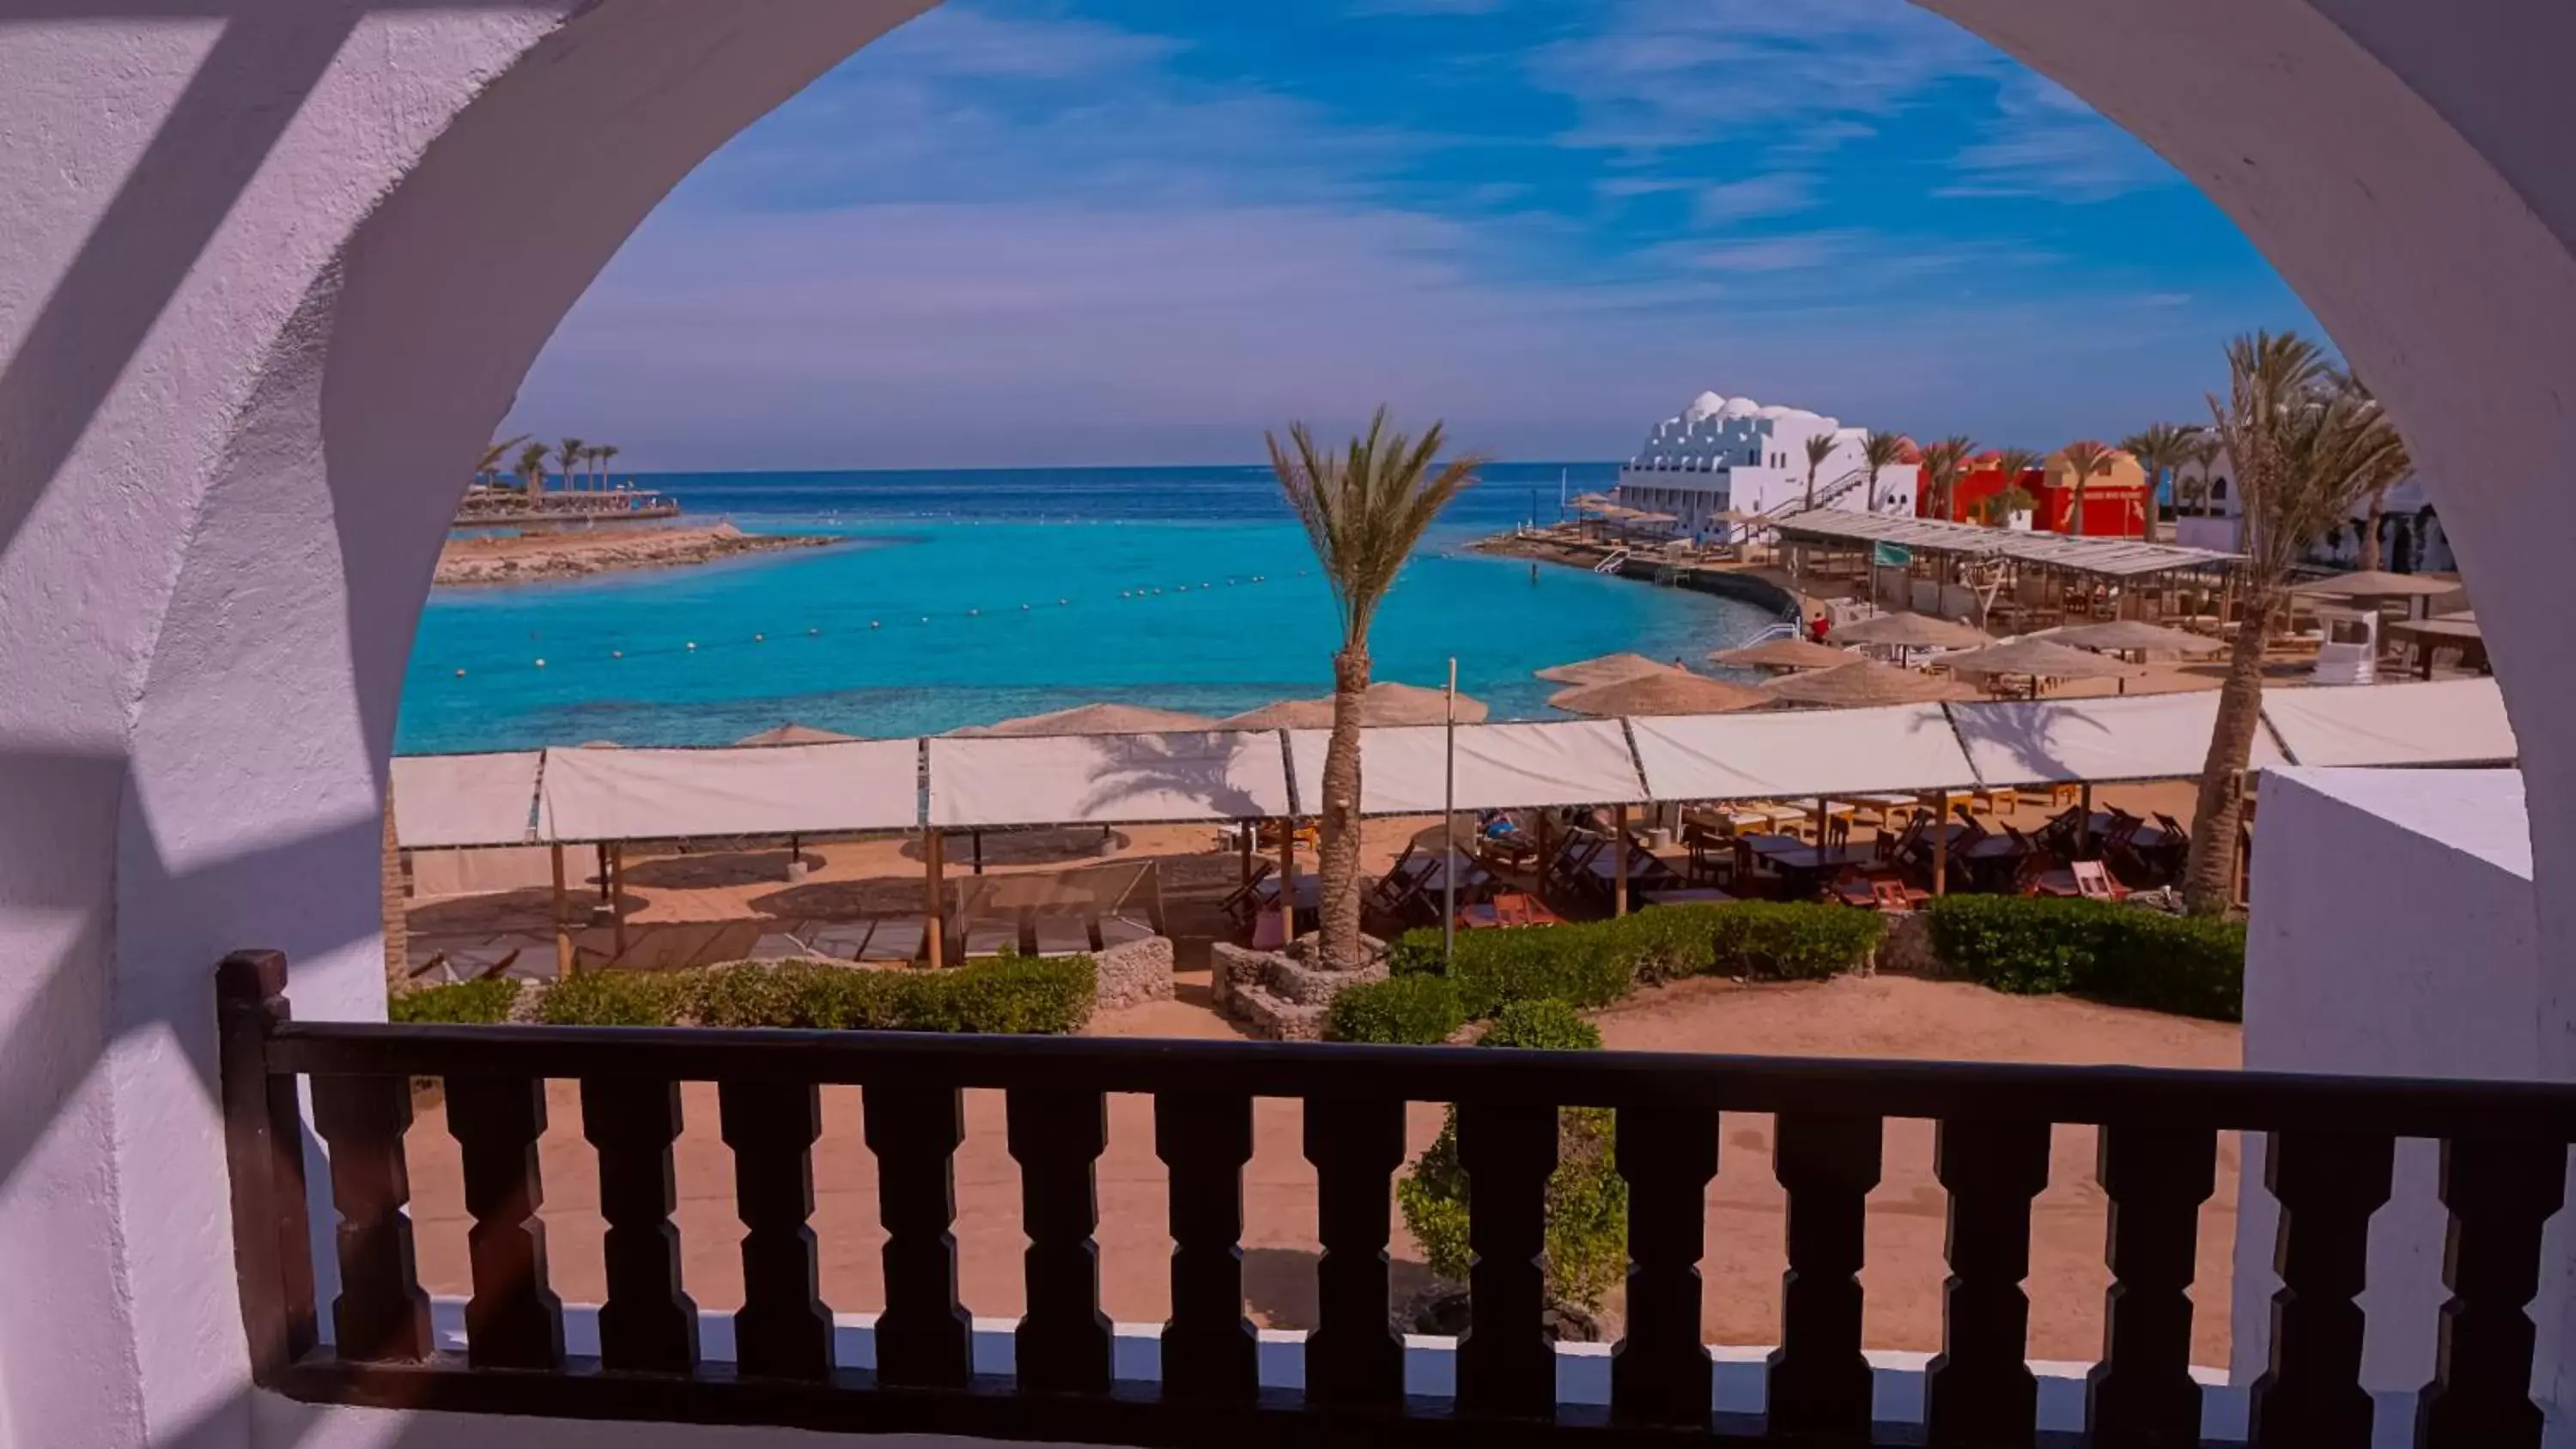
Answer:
537;968;688;1027
1479;997;1601;1051
390;978;518;1025
1388;902;1880;1011
1396;1017;1627;1313
1706;901;1886;981
530;955;1097;1034
1327;975;1467;1044
1925;896;2244;1021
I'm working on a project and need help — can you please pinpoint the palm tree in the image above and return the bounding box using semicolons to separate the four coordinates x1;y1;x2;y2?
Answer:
2057;439;2117;537
1978;483;2038;525
1268;408;1484;972
2183;433;2224;516
2338;374;2409;571
2182;333;2409;914
1918;434;1978;523
513;440;549;497
596;443;621;491
1859;430;1909;513
2120;422;2193;535
1801;432;1838;511
1987;446;2041;526
555;436;584;497
476;434;527;489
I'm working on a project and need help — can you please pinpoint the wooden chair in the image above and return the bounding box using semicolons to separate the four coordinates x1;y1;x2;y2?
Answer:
1219;858;1274;925
2072;860;2124;900
1826;815;1853;851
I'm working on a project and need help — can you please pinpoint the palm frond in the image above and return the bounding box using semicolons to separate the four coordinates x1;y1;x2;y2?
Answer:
1267;406;1485;646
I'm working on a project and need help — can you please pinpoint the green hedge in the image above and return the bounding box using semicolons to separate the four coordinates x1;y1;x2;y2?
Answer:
531;955;1095;1034
1924;897;2244;1021
1326;974;1467;1045
390;978;519;1025
1395;1015;1625;1312
1387;902;1881;1013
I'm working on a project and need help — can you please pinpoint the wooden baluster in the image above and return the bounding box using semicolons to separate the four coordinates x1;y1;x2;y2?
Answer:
215;951;317;1385
1457;1100;1558;1420
2415;1135;2567;1449
446;1075;564;1369
720;1079;831;1379
1611;1105;1719;1428
865;1082;970;1388
1006;1088;1110;1394
2246;1130;2392;1447
581;1077;697;1374
311;1073;432;1363
1303;1095;1407;1407
1156;1092;1257;1400
1926;1117;2051;1447
2086;1123;2217;1449
1768;1111;1882;1443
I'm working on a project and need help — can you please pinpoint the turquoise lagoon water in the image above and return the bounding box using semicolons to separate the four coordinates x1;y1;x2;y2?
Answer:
397;464;1783;754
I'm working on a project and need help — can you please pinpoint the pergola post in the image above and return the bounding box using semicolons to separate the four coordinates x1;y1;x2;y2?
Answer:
1279;818;1297;937
1238;822;1254;886
1613;803;1630;918
925;828;946;969
550;843;573;978
1931;790;1949;896
609;842;629;961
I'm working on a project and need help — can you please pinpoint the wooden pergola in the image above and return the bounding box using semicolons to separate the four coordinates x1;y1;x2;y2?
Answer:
1772;513;2242;634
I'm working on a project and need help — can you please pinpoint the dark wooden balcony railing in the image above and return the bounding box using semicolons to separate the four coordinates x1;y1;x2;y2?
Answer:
218;951;2576;1447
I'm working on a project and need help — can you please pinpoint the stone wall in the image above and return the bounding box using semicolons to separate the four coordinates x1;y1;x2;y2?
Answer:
1092;936;1175;1013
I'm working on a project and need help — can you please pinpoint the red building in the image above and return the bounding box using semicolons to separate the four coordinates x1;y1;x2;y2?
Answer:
1918;448;2150;537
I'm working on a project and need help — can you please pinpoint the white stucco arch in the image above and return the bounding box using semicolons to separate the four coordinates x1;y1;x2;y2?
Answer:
1;2;2571;1446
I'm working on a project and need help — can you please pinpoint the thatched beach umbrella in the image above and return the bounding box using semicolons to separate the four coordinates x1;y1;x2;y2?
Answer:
1550;670;1767;717
2290;569;2462;602
1224;681;1488;729
2040;620;2224;657
1764;659;1979;707
1707;636;1853;671
1937;638;2148;695
1834;612;1993;649
735;722;860;747
1534;652;1678;688
961;702;1223;737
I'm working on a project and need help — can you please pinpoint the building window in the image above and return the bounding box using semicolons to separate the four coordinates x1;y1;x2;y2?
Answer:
2211;477;2229;500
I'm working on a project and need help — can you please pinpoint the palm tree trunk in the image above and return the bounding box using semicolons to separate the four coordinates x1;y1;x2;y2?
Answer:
2070;482;2087;537
2359;488;2388;572
1316;646;1371;970
2182;588;2275;913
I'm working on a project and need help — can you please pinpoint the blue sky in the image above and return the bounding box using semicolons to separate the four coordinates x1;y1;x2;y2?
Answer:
506;0;2322;469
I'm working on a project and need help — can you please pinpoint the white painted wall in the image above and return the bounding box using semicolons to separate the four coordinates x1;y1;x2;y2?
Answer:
3;2;2576;1447
2233;768;2575;1431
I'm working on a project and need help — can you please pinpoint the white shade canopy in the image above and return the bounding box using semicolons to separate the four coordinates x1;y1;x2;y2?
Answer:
1950;691;2285;786
927;731;1291;827
1630;703;1979;801
390;751;541;848
538;739;921;841
2260;678;2517;767
1289;720;1645;816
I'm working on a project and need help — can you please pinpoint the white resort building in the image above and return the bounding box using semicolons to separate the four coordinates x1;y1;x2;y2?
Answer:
1613;391;1918;537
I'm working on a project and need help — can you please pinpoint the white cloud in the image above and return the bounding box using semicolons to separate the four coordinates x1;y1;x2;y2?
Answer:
1697;173;1816;221
1938;76;2178;201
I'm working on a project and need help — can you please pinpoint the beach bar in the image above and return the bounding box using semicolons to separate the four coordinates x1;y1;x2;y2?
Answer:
1773;512;2240;629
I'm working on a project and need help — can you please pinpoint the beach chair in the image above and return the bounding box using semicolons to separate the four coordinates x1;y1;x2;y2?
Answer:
1870;878;1924;912
1877;813;1927;864
1097;912;1158;949
2072;860;2123;900
1219;858;1274;925
1367;842;1425;914
1826;815;1853;851
805;920;874;961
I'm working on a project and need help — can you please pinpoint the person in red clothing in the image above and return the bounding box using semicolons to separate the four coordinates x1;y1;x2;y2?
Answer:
1807;610;1832;645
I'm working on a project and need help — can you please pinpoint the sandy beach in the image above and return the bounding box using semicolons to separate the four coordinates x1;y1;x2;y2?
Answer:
434;521;833;585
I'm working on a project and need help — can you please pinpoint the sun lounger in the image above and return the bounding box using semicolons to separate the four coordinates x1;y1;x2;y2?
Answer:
858;919;925;963
1031;912;1095;957
1098;912;1157;949
748;931;814;961
805;921;874;961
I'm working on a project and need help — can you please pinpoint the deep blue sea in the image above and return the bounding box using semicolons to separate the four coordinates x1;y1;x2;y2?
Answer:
396;464;1783;753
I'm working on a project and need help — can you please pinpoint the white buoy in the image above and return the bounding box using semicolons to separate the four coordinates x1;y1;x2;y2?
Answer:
872;621;882;629
1020;603;1030;610
454;668;466;677
1058;598;1068;605
611;650;623;659
968;609;980;617
808;627;819;636
685;641;696;651
534;658;546;668
754;633;765;642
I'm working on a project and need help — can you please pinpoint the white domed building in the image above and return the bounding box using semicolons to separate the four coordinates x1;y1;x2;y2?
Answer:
1613;391;1917;538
